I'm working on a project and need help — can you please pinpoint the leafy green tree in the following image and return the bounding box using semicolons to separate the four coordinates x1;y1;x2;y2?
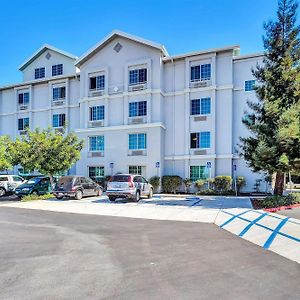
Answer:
0;136;12;172
240;0;300;195
8;128;84;185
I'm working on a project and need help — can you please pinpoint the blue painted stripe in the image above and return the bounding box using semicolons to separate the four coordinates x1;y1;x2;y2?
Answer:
220;210;250;228
190;199;202;207
263;217;289;249
239;213;269;237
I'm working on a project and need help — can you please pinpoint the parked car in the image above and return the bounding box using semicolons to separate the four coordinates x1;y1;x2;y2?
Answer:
52;176;103;200
15;176;52;198
0;175;25;197
106;174;153;202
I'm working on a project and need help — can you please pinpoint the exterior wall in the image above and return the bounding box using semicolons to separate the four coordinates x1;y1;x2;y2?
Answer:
0;34;266;191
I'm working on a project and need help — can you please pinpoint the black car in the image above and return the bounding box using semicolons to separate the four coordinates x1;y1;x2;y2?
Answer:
53;176;102;200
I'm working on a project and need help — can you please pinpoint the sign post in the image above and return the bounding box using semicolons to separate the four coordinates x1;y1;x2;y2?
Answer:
109;163;114;176
233;164;237;196
155;161;160;177
206;162;212;189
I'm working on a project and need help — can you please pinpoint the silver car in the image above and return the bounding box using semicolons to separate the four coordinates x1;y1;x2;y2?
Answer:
106;174;153;202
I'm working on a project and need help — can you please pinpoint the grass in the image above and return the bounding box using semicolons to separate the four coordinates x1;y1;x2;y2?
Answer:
21;193;54;202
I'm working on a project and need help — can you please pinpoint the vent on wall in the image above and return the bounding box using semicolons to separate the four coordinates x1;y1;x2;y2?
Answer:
113;43;123;53
46;52;51;60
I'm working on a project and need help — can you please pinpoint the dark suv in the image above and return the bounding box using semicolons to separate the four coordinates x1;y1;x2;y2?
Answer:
53;176;102;200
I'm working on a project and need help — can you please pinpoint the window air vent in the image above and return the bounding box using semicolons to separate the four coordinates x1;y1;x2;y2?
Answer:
113;43;123;53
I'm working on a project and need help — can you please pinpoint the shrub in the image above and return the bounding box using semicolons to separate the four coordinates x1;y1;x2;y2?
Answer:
149;176;160;193
252;193;300;209
236;176;246;194
183;178;192;193
197;189;235;196
161;176;182;194
195;179;206;191
21;193;53;202
214;176;232;192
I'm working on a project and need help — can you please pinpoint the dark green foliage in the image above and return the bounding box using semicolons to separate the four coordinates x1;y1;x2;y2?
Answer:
161;175;182;193
0;136;12;172
236;176;246;194
149;176;160;192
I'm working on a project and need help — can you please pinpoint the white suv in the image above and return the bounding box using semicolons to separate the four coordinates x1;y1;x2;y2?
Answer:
106;174;153;202
0;175;25;197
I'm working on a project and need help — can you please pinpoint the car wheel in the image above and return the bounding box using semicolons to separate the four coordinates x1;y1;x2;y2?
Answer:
0;187;6;197
134;190;141;202
148;188;153;199
108;196;116;202
56;196;63;200
75;190;83;200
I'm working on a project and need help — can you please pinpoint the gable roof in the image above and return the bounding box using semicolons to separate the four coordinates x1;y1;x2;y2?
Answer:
19;44;78;71
75;30;169;67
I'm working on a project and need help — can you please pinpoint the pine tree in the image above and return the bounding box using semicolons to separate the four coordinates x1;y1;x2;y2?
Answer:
240;0;300;195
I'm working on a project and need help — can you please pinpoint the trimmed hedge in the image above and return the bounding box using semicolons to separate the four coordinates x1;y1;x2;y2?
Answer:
161;176;182;193
149;176;160;193
252;193;300;209
214;176;232;192
21;193;53;202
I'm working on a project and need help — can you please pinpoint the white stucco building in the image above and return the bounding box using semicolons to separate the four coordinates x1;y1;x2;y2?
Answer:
0;30;265;191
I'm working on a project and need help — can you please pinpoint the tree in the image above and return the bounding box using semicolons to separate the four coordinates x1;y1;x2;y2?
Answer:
240;0;300;195
8;128;84;185
0;136;12;173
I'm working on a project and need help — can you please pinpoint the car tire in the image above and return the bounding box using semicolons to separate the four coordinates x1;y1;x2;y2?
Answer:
0;187;6;197
108;196;116;202
75;190;83;200
134;190;141;202
56;196;63;200
148;188;153;199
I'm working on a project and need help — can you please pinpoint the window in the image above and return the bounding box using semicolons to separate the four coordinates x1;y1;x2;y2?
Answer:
90;106;105;121
190;132;211;149
190;166;207;181
245;80;256;91
129;101;147;117
128;133;146;150
191;98;211;115
90;75;105;90
52;64;63;76
191;64;211;81
88;166;104;180
18;92;29;106
35;67;45;79
89;136;104;152
129;68;147;85
18;118;29;131
129;165;143;175
52;114;66;128
52;87;66;100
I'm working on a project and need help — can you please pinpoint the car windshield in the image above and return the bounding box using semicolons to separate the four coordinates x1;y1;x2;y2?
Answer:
26;178;42;184
111;175;131;182
56;176;74;187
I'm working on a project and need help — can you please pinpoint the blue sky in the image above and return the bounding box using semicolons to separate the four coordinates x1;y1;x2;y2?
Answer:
0;0;278;85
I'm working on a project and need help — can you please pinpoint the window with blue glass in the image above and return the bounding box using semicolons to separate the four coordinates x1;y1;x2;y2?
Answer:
129;101;147;117
245;80;255;91
18;118;29;131
89;136;104;152
190;131;211;149
34;67;45;79
129;133;147;150
18;92;29;105
52;64;63;76
90;75;105;90
191;64;211;81
190;166;207;181
52;114;66;128
90;106;105;121
53;87;66;100
191;98;211;115
129;68;147;85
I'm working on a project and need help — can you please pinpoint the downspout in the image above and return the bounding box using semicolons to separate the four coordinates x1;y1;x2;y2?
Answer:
171;57;175;174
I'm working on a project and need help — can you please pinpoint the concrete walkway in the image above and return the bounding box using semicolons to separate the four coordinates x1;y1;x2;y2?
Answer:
1;195;300;264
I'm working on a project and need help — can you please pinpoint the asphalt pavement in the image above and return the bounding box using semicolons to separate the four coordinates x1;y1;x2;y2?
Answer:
0;207;299;300
277;207;300;219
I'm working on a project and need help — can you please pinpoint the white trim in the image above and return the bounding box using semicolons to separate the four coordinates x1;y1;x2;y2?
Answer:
164;154;233;160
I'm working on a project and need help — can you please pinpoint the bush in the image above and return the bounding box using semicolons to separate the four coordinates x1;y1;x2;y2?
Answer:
161;176;182;194
21;193;53;202
252;193;300;209
236;176;246;194
183;178;192;193
149;176;160;193
214;176;232;192
195;179;206;191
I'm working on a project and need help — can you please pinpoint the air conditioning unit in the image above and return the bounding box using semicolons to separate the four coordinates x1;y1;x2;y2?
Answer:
55;127;64;133
89;90;104;97
130;150;146;156
88;120;104;128
129;117;146;124
194;115;207;122
19;130;27;135
19;105;28;111
193;149;207;155
190;80;211;88
52;100;65;106
128;83;147;92
88;152;104;157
